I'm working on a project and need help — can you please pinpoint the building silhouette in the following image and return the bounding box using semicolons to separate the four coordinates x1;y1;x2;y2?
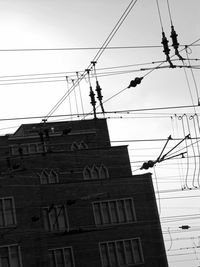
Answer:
0;118;168;267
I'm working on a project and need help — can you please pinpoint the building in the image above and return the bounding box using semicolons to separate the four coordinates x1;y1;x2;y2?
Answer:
0;118;168;267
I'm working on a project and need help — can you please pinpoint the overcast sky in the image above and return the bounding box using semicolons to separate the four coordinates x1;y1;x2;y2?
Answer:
0;1;200;266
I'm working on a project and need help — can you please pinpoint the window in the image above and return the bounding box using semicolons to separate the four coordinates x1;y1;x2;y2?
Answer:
0;244;22;267
79;141;88;150
71;142;79;151
99;165;109;179
9;142;45;156
39;169;59;184
83;166;92;180
99;238;143;267
71;141;88;151
49;247;75;267
91;165;99;179
9;146;19;156
83;164;109;180
0;197;16;227
43;205;69;231
93;198;136;225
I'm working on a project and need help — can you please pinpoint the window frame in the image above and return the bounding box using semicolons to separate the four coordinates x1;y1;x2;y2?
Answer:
9;142;46;156
0;197;17;228
83;165;109;180
39;169;59;184
92;198;136;226
48;246;75;267
99;238;144;267
42;204;69;232
0;244;23;267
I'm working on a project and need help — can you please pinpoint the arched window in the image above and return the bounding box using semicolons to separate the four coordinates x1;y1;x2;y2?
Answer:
79;141;88;150
49;169;58;183
40;169;49;184
91;165;100;179
83;166;92;180
39;169;59;184
71;142;79;151
99;164;109;179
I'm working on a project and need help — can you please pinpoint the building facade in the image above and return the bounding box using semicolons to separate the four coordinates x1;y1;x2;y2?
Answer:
0;118;168;267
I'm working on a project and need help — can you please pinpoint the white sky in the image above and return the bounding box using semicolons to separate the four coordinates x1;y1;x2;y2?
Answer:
0;1;200;266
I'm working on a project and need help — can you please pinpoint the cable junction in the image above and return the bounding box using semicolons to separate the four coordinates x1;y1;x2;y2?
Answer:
140;134;189;170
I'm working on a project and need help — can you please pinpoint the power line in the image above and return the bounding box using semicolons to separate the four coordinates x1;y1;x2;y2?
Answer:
0;57;199;81
0;44;198;52
44;0;139;119
0;63;198;86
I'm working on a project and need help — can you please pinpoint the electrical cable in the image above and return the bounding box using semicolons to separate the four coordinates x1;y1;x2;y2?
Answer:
0;63;198;86
91;0;139;63
0;99;190;124
82;46;199;115
182;62;197;113
44;0;140;119
0;57;199;83
190;115;200;188
153;166;161;215
185;115;197;188
76;72;85;115
143;37;200;79
71;79;79;116
185;47;200;104
65;77;72;121
156;0;164;31
171;116;184;189
166;0;173;25
177;115;190;189
193;114;200;187
0;44;198;52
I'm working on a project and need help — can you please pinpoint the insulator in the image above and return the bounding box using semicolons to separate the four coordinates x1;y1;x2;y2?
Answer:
147;160;155;168
179;225;190;230
89;86;97;119
89;87;96;107
161;32;170;56
96;81;103;101
96;81;105;113
140;160;155;170
170;25;179;49
128;77;143;88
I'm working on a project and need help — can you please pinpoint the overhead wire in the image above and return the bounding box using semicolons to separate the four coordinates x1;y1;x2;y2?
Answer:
65;77;72;120
76;72;85;115
0;43;198;52
0;60;198;87
153;166;161;215
44;0;139;119
0;104;198;124
190;115;200;188
0;57;199;82
91;0;139;63
178;115;190;189
185;115;197;188
193;114;200;187
91;41;200;112
185;46;200;104
171;116;184;189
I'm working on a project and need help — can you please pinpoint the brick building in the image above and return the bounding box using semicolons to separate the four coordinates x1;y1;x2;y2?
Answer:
0;118;168;267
